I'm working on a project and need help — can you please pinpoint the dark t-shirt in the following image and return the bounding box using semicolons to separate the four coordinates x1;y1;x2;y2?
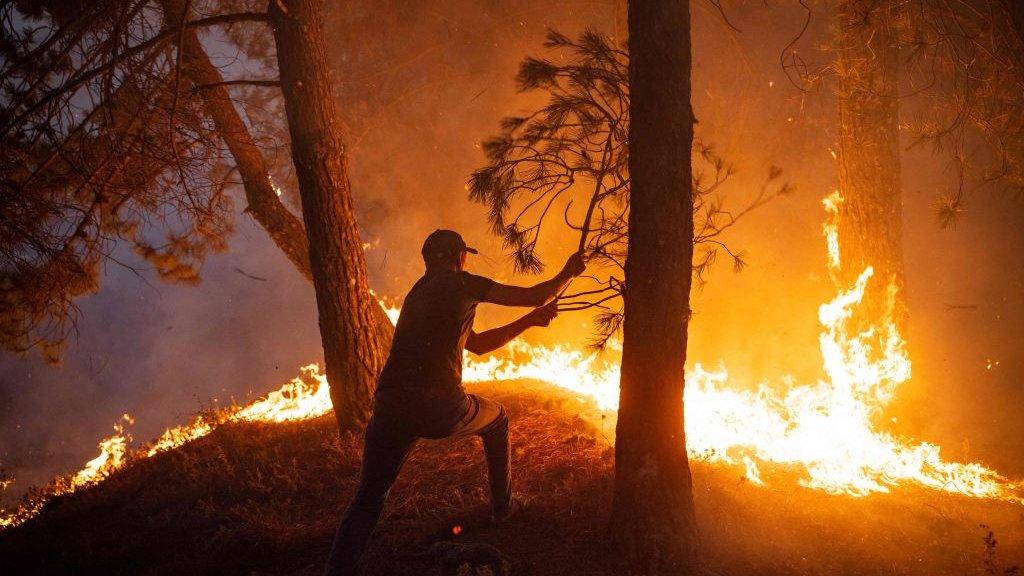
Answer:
377;269;495;395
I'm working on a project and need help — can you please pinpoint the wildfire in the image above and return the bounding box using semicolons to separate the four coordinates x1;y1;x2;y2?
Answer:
69;414;135;490
2;195;1020;530
0;415;135;529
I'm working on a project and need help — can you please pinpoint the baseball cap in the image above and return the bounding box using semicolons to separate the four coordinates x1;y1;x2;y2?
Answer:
421;229;478;260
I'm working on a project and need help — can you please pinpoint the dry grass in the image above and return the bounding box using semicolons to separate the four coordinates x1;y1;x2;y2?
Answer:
0;380;1021;575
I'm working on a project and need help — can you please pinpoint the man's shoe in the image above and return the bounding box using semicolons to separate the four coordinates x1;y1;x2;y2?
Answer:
491;497;523;525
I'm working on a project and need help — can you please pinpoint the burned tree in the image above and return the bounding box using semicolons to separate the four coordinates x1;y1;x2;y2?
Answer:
158;0;310;280
778;0;907;326
612;0;700;571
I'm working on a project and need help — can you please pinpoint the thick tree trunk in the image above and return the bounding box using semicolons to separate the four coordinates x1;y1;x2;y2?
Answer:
610;1;700;574
268;0;387;432
834;0;906;325
161;0;393;431
160;0;394;351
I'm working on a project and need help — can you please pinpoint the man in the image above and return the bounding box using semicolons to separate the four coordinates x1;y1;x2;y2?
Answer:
326;229;586;576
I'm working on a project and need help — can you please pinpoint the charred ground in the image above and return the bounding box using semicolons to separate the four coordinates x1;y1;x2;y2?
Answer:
1;381;1020;576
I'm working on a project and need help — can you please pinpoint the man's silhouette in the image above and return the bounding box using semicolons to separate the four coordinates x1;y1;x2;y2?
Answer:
325;229;586;576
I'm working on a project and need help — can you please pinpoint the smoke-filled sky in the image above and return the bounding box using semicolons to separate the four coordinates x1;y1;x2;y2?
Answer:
2;0;1023;507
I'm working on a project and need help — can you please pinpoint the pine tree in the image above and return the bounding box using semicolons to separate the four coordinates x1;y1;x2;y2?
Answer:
469;30;788;349
608;1;702;572
0;0;392;429
268;0;387;431
834;0;906;328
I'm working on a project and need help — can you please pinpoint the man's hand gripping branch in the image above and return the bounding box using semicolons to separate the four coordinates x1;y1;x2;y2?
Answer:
465;252;587;356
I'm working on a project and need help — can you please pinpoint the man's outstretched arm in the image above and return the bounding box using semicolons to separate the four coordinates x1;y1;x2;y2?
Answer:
466;303;558;356
482;252;586;307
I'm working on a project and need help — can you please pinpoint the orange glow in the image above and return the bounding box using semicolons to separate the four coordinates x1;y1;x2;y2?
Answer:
68;414;135;490
2;195;1020;531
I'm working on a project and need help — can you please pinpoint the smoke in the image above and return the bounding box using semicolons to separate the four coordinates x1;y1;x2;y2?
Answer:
0;216;322;505
2;0;1023;508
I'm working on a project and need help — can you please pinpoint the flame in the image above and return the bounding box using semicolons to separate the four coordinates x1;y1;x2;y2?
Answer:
822;190;843;271
144;364;333;461
683;266;1013;500
69;414;134;490
456;265;1017;499
463;340;620;410
742;455;764;486
383;304;401;326
369;289;402;325
146;417;214;458
1;415;136;529
3;193;1021;530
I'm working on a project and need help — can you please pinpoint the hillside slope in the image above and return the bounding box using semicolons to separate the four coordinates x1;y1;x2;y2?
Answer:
1;380;1021;576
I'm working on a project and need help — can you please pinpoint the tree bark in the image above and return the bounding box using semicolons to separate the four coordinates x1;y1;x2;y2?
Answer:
834;0;906;325
160;0;393;431
267;0;387;432
610;1;700;574
613;0;628;47
160;0;312;279
1003;0;1024;47
160;0;394;347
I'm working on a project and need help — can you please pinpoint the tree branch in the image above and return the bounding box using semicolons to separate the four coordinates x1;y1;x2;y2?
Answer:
1;11;270;135
190;79;281;92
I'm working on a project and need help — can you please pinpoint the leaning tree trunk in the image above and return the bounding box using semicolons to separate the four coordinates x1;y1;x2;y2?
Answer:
159;0;311;276
835;0;906;328
267;0;387;432
610;1;700;574
160;0;394;355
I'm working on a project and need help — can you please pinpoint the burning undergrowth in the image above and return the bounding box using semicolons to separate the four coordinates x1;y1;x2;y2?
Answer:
2;194;1023;532
0;380;1020;576
0;382;617;575
1;196;1022;576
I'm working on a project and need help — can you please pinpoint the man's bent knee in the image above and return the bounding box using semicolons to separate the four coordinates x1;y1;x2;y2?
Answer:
479;403;508;439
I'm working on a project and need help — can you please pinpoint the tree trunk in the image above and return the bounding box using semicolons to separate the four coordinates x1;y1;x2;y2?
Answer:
613;0;628;47
267;0;387;432
1004;0;1024;46
159;0;312;279
160;0;394;350
161;0;393;431
610;1;700;574
834;0;906;325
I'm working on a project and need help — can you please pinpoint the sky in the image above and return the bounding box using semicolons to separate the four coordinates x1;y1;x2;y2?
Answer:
2;0;1023;507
